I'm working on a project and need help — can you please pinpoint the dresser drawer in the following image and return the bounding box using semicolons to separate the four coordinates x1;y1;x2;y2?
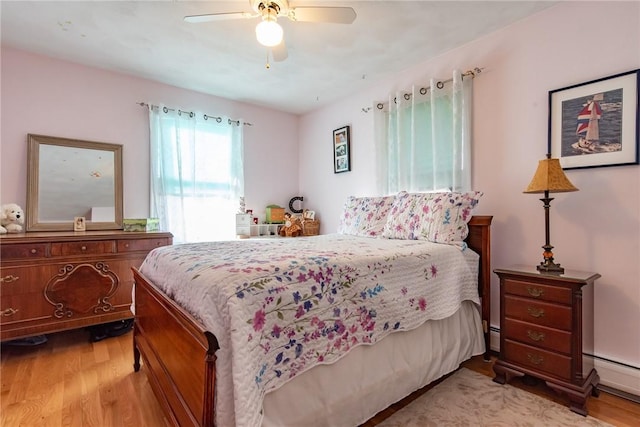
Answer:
0;243;49;259
504;295;572;330
51;241;116;256
117;238;170;252
503;278;572;304
503;339;571;381
0;293;54;325
503;318;571;354
1;265;55;296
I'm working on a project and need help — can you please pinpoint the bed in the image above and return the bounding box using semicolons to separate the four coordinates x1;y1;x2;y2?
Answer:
132;191;492;427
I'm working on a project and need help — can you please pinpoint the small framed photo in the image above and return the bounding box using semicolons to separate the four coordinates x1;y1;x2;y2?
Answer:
333;125;351;173
74;216;86;231
548;69;639;170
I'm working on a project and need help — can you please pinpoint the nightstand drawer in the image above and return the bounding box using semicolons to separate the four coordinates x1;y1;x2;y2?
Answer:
503;339;571;381
504;278;572;304
503;318;571;354
504;295;572;330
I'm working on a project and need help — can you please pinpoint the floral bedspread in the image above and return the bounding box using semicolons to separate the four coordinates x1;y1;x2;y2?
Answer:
139;234;480;427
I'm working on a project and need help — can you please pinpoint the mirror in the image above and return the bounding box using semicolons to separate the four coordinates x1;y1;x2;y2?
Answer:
26;134;123;231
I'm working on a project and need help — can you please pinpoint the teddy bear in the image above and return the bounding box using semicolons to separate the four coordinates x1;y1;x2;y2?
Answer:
279;212;303;237
1;203;25;233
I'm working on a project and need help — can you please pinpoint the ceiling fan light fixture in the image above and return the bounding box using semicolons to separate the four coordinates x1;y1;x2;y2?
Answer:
255;19;283;47
255;5;283;47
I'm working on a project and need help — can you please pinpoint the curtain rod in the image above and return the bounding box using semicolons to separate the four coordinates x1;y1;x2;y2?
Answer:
137;102;253;126
361;67;484;113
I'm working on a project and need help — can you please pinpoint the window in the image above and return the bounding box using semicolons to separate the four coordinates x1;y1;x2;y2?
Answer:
374;70;473;194
149;106;244;243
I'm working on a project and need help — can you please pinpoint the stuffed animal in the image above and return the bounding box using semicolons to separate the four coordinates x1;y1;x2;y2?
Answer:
279;212;303;237
1;203;25;234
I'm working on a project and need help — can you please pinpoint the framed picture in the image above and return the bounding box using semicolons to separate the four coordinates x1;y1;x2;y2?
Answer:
333;125;351;173
74;216;86;231
548;69;639;170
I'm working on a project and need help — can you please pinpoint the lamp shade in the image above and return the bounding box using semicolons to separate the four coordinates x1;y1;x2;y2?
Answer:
523;157;578;194
256;20;283;47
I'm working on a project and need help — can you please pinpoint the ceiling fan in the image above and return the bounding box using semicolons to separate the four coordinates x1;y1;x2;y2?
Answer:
184;0;356;64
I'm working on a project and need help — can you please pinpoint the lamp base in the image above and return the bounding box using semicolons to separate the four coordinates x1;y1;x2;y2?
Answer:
537;261;564;274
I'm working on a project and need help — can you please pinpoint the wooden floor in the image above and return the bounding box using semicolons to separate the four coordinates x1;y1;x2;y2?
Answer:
2;329;639;427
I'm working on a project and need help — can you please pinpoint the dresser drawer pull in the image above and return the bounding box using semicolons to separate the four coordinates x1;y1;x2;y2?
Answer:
81;246;87;251
527;353;544;365
527;330;546;341
2;307;19;317
31;248;37;254
1;275;20;283
527;307;545;318
527;287;544;298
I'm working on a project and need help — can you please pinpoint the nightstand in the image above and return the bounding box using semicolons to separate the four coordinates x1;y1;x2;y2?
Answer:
493;265;600;416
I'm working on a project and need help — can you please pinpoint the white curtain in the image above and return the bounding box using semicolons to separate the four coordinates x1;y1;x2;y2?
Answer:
374;70;473;194
149;105;244;243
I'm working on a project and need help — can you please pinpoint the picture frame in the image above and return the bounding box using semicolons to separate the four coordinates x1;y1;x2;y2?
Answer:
333;125;351;173
74;216;86;232
548;69;639;170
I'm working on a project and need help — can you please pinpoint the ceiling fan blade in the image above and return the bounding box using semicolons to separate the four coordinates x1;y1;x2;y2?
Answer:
272;40;288;62
184;12;257;23
289;7;356;24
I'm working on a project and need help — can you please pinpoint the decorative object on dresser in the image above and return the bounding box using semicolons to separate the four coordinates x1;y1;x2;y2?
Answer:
493;265;600;416
26;134;124;232
524;154;578;274
0;203;24;234
0;230;172;342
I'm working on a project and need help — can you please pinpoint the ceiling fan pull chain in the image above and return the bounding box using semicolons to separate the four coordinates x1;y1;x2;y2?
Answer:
265;51;271;69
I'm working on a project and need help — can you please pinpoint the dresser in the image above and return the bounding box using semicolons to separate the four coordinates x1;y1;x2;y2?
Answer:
493;265;600;416
0;230;172;341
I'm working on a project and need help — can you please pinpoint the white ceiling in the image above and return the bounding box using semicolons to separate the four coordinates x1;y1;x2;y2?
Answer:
1;1;555;115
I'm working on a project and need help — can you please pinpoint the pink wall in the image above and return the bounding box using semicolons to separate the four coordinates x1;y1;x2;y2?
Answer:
299;2;640;392
0;47;300;224
1;1;638;395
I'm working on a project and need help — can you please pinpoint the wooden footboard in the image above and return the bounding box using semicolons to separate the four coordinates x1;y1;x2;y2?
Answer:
133;268;218;427
133;215;492;427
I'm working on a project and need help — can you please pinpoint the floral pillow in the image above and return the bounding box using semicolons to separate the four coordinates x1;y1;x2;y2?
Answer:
337;195;396;237
382;191;483;246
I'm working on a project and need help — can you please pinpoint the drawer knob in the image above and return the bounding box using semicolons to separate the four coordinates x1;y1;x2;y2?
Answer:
527;330;546;342
527;353;544;365
81;246;87;251
527;307;545;318
30;248;37;254
527;287;544;298
124;243;130;248
2;307;18;317
1;275;20;283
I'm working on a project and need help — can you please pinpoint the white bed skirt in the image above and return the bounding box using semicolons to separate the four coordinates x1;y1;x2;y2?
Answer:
262;300;485;427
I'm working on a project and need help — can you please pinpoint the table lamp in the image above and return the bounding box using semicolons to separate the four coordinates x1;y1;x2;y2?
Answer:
523;154;578;273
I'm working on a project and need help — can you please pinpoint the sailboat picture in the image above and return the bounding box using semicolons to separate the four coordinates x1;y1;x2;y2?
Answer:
561;89;623;156
548;69;639;169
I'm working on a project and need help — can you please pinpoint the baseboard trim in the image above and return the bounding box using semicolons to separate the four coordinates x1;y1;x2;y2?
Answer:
489;327;640;400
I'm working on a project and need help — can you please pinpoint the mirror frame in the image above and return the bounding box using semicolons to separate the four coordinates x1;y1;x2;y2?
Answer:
26;134;123;231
